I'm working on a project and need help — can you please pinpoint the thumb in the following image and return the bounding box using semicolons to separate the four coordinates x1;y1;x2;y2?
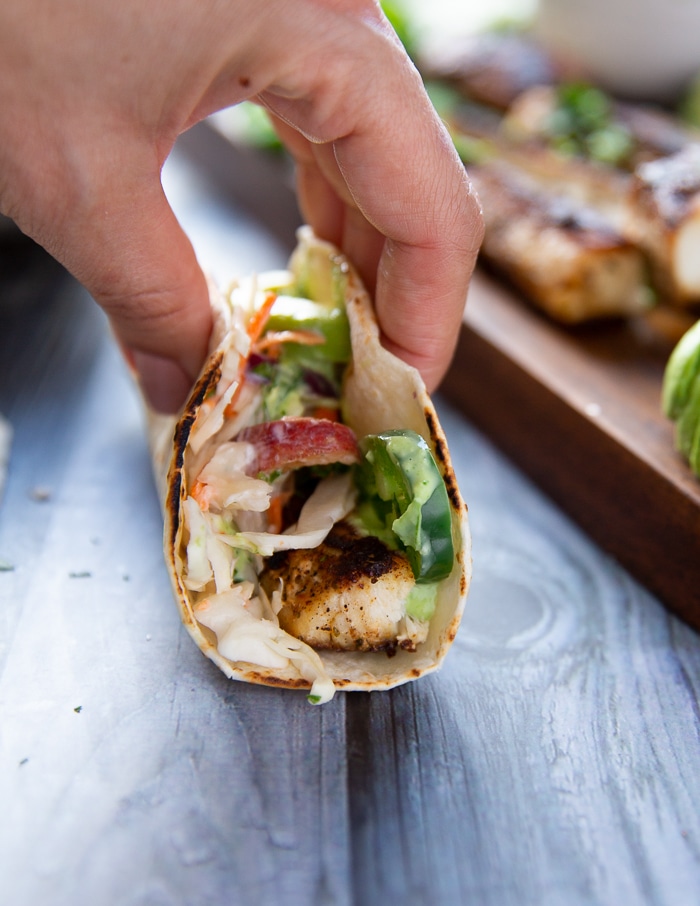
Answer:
63;175;213;413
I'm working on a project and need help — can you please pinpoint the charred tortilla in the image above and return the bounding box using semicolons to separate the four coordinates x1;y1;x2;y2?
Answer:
147;229;470;703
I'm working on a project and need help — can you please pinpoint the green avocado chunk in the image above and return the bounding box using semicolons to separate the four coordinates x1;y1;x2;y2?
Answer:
662;320;700;419
405;583;439;622
662;319;700;477
291;243;348;309
358;429;455;584
676;373;700;471
267;296;351;364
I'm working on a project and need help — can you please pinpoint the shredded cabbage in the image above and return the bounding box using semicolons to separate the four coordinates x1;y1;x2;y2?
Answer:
180;270;361;704
220;471;356;556
182;496;234;593
197;442;271;512
189;380;239;455
194;589;335;703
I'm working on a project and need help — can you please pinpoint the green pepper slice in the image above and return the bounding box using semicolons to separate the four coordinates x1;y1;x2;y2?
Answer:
359;429;454;584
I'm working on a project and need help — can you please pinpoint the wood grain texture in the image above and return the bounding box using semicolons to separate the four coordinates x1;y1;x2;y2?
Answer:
441;270;700;629
348;400;700;906
0;235;353;906
1;152;700;906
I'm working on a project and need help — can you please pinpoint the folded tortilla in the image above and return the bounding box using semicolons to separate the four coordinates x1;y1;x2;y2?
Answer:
147;228;470;703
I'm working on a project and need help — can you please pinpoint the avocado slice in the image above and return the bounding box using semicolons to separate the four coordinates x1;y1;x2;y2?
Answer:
663;319;700;476
267;296;351;364
662;319;700;419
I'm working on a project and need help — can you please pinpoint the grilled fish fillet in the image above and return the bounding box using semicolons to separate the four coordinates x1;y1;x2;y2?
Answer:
448;101;633;231
503;85;697;170
419;31;569;111
430;21;700;294
472;161;651;322
448;100;700;308
261;521;427;653
626;146;700;306
498;99;700;307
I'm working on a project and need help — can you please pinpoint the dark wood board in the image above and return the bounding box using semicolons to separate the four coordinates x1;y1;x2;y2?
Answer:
176;119;700;627
443;272;700;627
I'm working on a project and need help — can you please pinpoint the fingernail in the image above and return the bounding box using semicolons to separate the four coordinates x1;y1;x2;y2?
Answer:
130;350;194;414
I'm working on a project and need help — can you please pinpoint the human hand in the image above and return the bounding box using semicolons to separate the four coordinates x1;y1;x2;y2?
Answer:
0;0;483;411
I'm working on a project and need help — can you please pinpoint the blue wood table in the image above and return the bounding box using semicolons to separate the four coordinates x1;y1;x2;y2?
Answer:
1;149;699;906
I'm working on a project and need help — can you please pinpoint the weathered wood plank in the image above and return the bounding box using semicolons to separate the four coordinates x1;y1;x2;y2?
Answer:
0;233;352;906
347;403;700;905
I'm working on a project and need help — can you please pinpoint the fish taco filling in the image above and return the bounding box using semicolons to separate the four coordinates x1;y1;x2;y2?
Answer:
172;233;462;704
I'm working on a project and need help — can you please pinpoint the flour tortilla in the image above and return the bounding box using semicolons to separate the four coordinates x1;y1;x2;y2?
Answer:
148;228;471;697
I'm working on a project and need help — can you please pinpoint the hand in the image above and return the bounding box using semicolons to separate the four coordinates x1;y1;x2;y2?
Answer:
0;0;483;411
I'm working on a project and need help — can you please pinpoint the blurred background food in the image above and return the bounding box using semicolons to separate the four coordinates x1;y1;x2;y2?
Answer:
410;0;700;476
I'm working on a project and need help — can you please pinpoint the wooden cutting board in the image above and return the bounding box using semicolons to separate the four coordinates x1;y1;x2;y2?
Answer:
442;271;700;627
177;120;700;627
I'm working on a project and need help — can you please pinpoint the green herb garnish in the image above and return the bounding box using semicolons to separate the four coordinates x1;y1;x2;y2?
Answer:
548;83;634;167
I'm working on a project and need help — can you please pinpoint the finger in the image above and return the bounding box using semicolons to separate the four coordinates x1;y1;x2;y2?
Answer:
271;114;390;304
261;40;483;390
295;158;345;248
333;93;483;389
57;162;213;413
296;160;384;297
267;114;344;247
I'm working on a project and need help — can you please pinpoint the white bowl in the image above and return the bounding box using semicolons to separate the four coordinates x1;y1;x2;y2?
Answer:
534;0;700;101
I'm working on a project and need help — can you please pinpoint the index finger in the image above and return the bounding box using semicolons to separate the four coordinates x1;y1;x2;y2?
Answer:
260;33;483;389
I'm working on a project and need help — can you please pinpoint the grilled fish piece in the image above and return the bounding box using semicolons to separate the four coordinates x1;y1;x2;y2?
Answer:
626;145;700;306
447;102;633;232
261;521;427;653
448;105;700;308
446;69;699;222
419;30;570;111
472;161;651;322
499;90;700;306
503;85;698;171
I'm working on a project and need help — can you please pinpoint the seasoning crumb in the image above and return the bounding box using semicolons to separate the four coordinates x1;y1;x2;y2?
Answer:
0;560;15;572
122;574;131;582
145;634;152;641
69;571;92;579
73;705;83;714
19;757;29;767
30;486;52;502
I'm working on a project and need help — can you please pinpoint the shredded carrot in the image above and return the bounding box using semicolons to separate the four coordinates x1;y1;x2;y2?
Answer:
253;330;325;354
246;292;278;346
311;406;340;422
267;495;285;533
191;480;211;511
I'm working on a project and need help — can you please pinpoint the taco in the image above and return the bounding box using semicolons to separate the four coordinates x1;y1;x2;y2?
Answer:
148;228;470;703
